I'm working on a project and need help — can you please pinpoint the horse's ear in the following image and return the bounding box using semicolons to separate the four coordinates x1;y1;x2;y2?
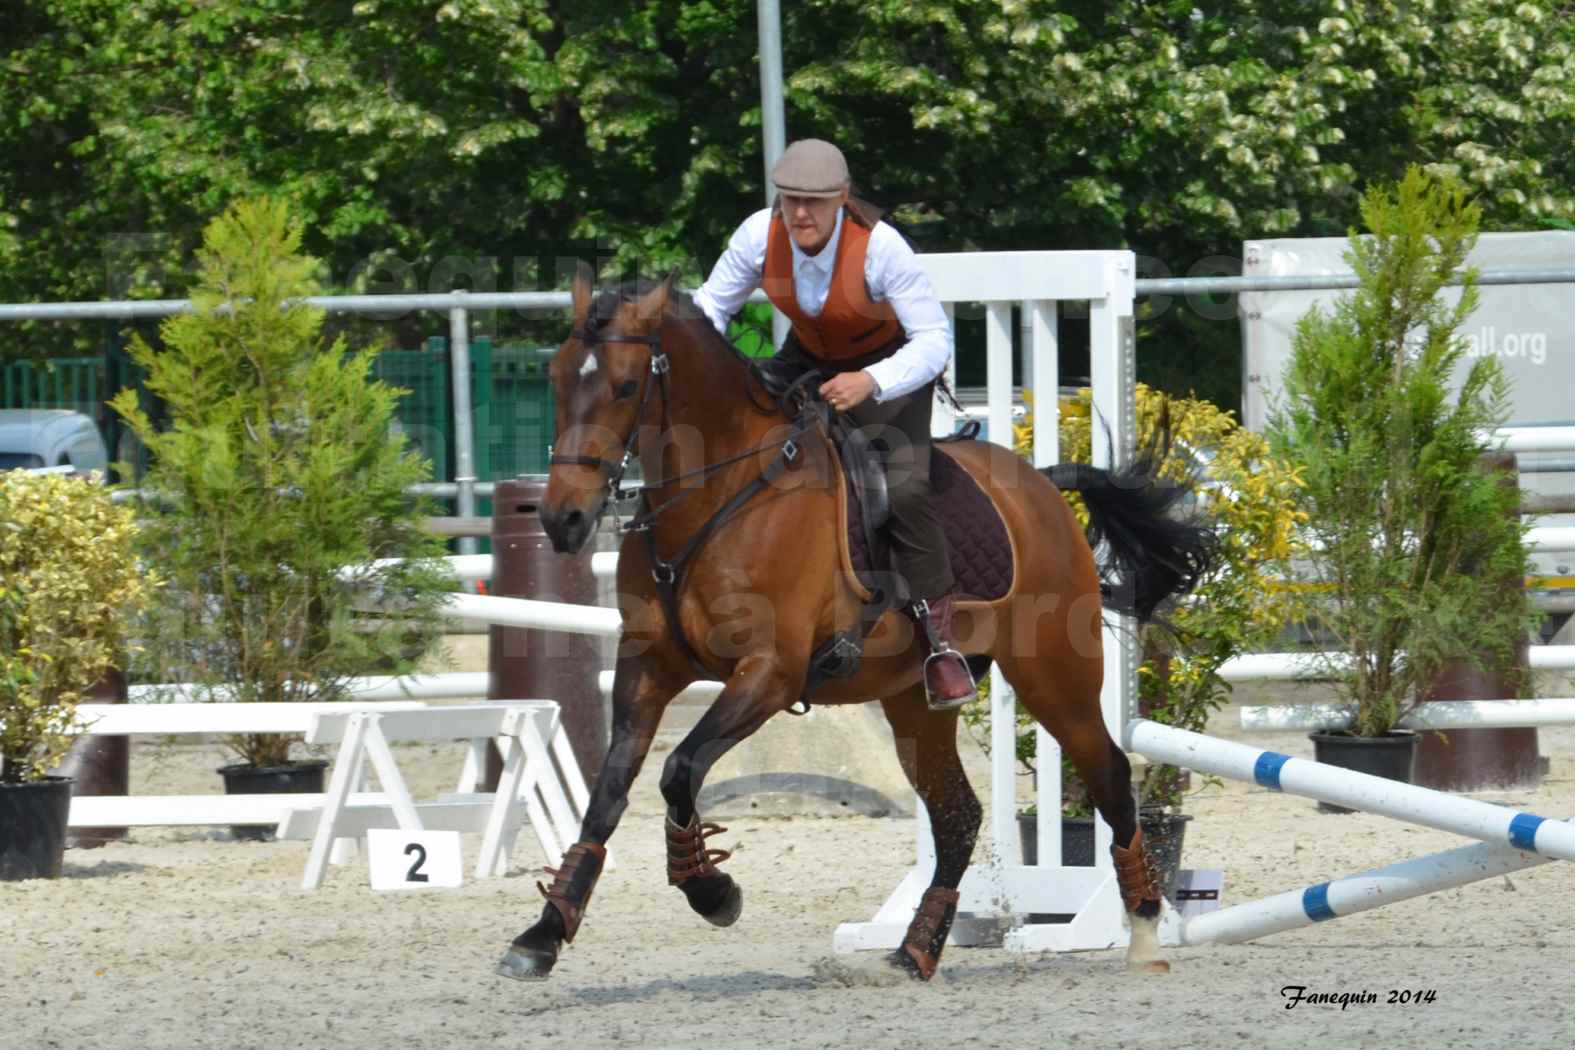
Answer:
571;260;595;325
632;269;678;323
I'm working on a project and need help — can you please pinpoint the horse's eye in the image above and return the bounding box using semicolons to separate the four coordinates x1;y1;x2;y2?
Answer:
613;380;639;400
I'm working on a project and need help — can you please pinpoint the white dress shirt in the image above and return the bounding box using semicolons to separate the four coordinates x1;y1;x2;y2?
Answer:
693;207;953;403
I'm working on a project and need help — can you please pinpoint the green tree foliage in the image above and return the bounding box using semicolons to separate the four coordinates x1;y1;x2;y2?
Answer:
109;198;453;768
2;2;1571;393
1266;166;1530;737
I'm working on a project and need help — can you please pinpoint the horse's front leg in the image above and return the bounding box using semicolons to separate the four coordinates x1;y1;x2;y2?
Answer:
497;655;677;981
658;651;800;926
878;685;983;981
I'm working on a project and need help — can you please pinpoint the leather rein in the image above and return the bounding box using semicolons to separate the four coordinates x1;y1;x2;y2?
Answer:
547;327;815;679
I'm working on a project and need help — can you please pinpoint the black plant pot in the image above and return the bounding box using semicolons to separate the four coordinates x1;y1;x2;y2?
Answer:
216;761;328;841
1308;730;1417;814
0;776;75;881
1018;808;1193;903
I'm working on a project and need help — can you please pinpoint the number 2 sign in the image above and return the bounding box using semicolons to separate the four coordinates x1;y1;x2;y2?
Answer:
367;829;464;891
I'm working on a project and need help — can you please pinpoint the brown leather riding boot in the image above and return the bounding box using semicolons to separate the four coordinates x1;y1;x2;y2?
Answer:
913;594;976;712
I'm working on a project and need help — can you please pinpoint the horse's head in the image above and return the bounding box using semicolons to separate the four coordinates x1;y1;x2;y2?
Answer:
540;264;676;554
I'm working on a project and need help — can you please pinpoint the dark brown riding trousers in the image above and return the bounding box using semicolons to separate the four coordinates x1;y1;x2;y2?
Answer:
767;335;956;601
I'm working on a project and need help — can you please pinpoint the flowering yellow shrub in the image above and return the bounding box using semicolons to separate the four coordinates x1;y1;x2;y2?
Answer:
0;472;157;783
973;384;1306;810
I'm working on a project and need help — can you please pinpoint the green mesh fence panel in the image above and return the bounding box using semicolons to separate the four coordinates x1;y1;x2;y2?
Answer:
406;338;554;486
1;357;104;413
485;343;555;479
373;339;453;483
3;354;116;474
412;338;555;555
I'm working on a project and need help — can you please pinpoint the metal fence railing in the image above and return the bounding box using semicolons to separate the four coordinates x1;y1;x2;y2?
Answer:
3;268;1572;553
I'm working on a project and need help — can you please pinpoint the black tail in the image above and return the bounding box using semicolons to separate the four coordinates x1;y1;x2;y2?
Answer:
1043;441;1218;624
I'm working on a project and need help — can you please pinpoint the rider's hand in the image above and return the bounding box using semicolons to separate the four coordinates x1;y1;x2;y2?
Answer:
820;371;878;413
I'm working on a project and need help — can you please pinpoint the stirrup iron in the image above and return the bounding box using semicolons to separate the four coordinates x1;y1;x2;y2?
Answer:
921;649;976;712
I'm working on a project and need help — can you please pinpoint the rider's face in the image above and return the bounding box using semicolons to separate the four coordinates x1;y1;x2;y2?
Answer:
780;189;848;255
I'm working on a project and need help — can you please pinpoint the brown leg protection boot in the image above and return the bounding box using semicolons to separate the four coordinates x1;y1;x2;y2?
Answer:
895;886;961;980
912;594;977;712
1112;826;1170;974
666;814;743;927
536;842;609;945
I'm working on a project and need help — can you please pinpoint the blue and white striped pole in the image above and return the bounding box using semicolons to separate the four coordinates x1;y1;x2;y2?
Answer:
1125;720;1575;859
1180;837;1554;944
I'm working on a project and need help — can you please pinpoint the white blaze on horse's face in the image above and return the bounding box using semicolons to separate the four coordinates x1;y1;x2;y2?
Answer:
578;353;599;379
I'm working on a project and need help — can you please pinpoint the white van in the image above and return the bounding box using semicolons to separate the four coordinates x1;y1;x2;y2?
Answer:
0;409;110;475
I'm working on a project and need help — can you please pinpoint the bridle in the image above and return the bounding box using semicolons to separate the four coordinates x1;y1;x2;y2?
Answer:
546;325;811;535
546;327;670;502
543;320;815;678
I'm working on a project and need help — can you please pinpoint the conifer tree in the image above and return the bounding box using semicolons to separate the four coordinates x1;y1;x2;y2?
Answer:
1268;167;1530;737
112;198;452;767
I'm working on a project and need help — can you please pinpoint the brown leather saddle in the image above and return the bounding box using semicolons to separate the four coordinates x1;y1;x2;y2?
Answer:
800;418;1015;699
837;426;1015;607
750;365;1015;701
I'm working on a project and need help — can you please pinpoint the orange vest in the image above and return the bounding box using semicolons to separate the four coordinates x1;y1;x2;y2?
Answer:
761;207;904;362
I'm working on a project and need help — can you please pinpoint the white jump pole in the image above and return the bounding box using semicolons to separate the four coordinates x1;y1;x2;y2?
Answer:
596;671;721;704
1125;720;1575;859
1220;646;1575;682
1495;426;1575;453
1241;698;1575;733
438;592;620;637
127;672;492;704
1180;836;1555;945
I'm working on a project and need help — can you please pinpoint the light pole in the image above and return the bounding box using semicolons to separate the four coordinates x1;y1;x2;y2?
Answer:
756;0;789;346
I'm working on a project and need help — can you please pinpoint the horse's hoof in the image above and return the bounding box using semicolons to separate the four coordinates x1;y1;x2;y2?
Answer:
885;947;933;981
495;945;557;981
1127;958;1171;975
702;880;743;928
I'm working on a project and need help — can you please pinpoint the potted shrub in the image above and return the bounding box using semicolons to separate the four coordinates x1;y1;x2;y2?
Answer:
111;197;454;840
965;385;1304;890
0;470;155;878
1265;166;1530;810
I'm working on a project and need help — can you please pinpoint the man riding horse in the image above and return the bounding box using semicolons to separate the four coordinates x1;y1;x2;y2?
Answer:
503;138;1216;983
693;138;976;710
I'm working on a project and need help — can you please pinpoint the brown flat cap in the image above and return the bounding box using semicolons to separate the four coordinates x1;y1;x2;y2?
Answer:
771;139;850;198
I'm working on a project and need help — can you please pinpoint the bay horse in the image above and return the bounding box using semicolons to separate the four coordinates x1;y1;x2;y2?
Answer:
498;266;1214;982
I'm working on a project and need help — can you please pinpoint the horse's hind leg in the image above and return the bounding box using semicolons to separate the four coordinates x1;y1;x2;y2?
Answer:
496;655;674;981
879;685;983;981
998;654;1170;974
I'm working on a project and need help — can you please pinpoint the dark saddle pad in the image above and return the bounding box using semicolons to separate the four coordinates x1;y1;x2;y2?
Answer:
842;440;1014;603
